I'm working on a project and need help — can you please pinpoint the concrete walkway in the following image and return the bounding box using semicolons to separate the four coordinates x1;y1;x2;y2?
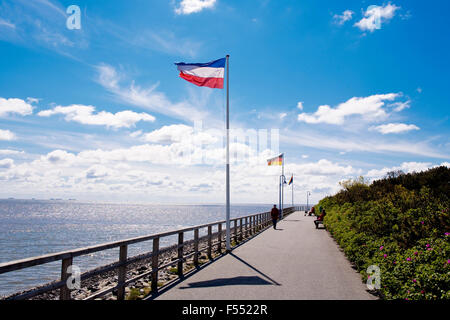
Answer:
154;211;376;300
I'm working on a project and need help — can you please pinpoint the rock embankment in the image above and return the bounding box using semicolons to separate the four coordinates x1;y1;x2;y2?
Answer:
3;233;223;300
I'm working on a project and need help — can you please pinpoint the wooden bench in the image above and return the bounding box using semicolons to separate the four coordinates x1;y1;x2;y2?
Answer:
314;220;324;229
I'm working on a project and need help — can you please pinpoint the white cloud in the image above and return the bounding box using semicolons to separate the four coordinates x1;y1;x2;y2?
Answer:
291;159;356;176
144;124;195;144
297;93;400;125
370;123;420;134
38;105;155;128
301;155;309;159
279;112;287;120
0;97;34;117
355;3;400;32
95;64;208;123
0;158;14;169
0;139;359;204
132;30;202;58
334;10;354;25
0;129;16;141
0;18;15;29
0;0;80;56
389;100;410;112
26;97;40;104
297;102;304;111
43;150;77;164
366;161;449;179
175;0;217;15
0;149;24;155
85;165;112;180
129;130;143;138
282;129;449;159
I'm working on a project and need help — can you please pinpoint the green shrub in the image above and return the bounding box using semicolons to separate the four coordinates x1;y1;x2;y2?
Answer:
319;166;450;300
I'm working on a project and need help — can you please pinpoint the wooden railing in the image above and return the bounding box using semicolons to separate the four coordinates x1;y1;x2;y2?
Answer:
294;205;314;212
0;207;296;300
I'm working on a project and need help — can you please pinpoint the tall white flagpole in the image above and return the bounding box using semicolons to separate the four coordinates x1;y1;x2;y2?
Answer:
225;55;231;252
280;154;284;219
292;175;294;207
279;165;281;218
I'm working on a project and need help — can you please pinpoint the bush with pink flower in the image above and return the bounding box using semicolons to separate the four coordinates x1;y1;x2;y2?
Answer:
318;166;450;300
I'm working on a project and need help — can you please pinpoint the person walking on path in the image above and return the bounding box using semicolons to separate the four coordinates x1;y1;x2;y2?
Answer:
271;205;280;229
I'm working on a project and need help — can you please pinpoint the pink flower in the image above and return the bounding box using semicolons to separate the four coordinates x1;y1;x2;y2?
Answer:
445;232;450;236
414;251;418;256
447;259;450;264
383;254;388;258
412;279;417;283
406;257;411;261
421;221;424;225
393;261;397;265
379;246;384;250
426;244;430;248
421;290;425;294
427;248;433;251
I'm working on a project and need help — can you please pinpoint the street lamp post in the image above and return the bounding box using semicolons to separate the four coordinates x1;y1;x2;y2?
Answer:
306;191;311;211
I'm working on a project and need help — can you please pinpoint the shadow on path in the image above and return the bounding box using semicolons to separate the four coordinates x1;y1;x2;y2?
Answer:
229;253;281;286
177;253;282;289
179;276;271;289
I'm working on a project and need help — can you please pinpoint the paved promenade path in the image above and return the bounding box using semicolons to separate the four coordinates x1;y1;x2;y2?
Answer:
154;211;376;300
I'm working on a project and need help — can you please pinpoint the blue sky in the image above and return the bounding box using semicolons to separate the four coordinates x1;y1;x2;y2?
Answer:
0;0;449;204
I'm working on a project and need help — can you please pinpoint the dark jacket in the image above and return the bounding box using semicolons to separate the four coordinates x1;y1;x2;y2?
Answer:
271;207;279;220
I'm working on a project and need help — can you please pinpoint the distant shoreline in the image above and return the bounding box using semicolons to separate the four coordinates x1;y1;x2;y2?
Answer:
0;198;296;207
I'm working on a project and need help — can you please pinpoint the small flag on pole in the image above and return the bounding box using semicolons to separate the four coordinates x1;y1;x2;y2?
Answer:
175;57;226;89
288;175;293;185
267;154;283;166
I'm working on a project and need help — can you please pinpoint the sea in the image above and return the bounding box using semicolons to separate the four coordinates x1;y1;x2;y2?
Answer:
0;199;289;297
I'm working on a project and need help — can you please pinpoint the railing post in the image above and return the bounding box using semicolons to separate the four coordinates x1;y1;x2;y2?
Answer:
60;256;73;300
252;216;255;234
245;217;248;237
207;225;212;260
177;232;184;278
194;228;199;267
151;237;159;293
117;244;128;300
233;220;238;244
239;218;243;241
218;223;222;253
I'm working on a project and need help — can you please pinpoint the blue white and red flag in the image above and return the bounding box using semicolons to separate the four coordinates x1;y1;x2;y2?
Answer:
175;57;226;89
